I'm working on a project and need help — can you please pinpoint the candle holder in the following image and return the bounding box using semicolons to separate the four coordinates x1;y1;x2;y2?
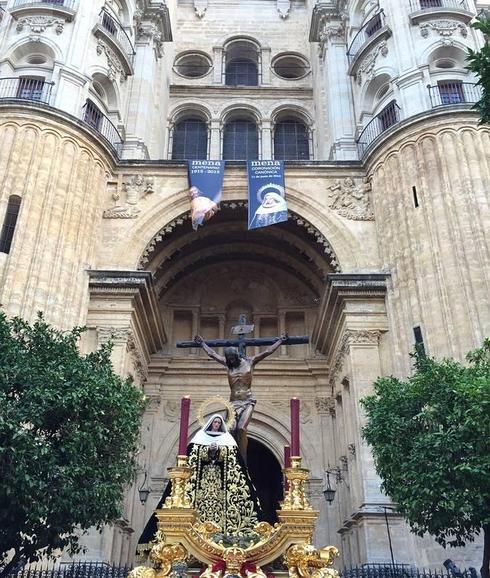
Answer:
163;455;193;509
281;456;312;511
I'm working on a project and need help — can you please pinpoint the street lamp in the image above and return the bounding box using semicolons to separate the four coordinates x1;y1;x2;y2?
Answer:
138;470;152;505
323;467;343;505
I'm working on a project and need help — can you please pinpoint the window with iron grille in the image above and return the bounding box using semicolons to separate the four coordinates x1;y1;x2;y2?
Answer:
223;119;258;160
172;118;208;160
102;11;118;36
420;0;442;7
274;120;310;160
378;101;398;131
437;81;464;104
84;100;103;131
17;78;44;101
365;13;383;37
0;195;21;254
225;60;258;86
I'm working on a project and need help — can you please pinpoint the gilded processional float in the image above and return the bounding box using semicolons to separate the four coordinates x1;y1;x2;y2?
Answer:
131;324;340;578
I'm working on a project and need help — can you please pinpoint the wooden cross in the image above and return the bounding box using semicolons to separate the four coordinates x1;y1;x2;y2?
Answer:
176;314;309;356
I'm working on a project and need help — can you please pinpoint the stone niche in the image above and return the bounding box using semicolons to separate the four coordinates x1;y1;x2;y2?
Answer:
160;260;317;359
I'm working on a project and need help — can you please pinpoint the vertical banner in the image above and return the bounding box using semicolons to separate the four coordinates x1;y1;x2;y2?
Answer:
188;160;225;230
247;161;288;230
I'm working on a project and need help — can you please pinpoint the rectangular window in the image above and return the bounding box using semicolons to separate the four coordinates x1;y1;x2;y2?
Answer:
0;196;21;254
365;13;383;37
17;78;45;101
420;0;442;8
83;101;103;131
102;11;117;36
378;101;398;132
438;81;465;105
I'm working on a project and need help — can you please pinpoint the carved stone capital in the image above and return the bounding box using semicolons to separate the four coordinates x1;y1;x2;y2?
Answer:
419;19;467;39
96;39;126;82
16;15;64;34
315;396;336;416
97;326;132;344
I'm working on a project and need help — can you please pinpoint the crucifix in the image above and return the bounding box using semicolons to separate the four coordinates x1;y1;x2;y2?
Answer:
176;314;309;462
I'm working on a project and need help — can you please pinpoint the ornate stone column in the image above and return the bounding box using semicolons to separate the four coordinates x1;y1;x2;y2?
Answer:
310;7;357;160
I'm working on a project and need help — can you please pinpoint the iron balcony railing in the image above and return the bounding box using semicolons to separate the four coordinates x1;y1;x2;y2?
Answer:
11;0;78;9
409;0;469;11
0;77;54;104
356;100;401;156
82;101;123;155
347;10;386;63
428;82;482;107
7;561;132;578
99;8;135;63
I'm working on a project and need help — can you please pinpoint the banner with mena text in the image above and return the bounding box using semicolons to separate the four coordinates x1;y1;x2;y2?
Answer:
188;160;225;230
247;160;287;230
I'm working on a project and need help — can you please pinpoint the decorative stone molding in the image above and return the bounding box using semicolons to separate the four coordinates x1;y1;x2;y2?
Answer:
193;0;208;18
162;399;180;421
318;22;345;59
348;442;356;456
127;331;147;382
103;175;155;219
419;19;467;39
339;455;348;470
315;396;336;416
277;0;291;19
145;394;161;412
96;39;126;82
137;23;164;58
356;41;388;86
16;15;64;34
329;329;382;387
135;0;172;42
327;177;374;221
97;326;132;344
138;200;341;273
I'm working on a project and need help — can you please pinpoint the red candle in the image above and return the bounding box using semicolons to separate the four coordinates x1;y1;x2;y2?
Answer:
290;397;300;457
178;396;191;455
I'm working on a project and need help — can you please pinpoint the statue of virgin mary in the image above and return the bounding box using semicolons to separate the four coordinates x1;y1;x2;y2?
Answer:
137;414;262;556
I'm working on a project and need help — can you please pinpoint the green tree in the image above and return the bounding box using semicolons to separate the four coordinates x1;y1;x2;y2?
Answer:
467;16;490;124
0;313;146;578
361;341;490;578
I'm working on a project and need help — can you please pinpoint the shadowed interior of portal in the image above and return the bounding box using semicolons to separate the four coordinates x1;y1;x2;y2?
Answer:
247;438;283;524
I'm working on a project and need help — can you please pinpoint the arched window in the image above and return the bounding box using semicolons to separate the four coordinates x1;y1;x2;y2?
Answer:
172;117;208;160
224;40;259;86
0;195;21;254
225;60;258;86
274;119;309;160
223;119;258;160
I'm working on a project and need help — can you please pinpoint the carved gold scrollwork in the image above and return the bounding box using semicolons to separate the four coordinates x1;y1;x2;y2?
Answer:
285;543;339;578
150;541;188;576
281;457;313;511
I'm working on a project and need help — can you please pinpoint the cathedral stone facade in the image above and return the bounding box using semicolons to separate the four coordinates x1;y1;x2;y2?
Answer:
0;0;488;570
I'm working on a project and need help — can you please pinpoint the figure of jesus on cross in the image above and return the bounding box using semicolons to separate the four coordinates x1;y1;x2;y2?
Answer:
177;314;308;463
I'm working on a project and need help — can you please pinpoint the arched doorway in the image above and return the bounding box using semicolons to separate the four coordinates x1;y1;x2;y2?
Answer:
247;438;283;524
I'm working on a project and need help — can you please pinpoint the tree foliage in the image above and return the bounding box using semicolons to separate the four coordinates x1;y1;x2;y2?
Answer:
0;313;146;577
361;341;490;576
467;16;490;124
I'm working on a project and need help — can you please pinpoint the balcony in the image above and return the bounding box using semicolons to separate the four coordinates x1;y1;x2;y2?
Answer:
9;0;77;21
428;82;482;107
356;100;401;157
82;101;123;155
0;77;54;104
409;0;474;24
347;11;392;74
93;8;135;76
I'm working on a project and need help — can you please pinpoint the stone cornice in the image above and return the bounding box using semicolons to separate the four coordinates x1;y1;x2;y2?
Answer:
309;1;347;42
312;273;389;356
88;270;166;355
169;85;314;99
135;0;173;42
